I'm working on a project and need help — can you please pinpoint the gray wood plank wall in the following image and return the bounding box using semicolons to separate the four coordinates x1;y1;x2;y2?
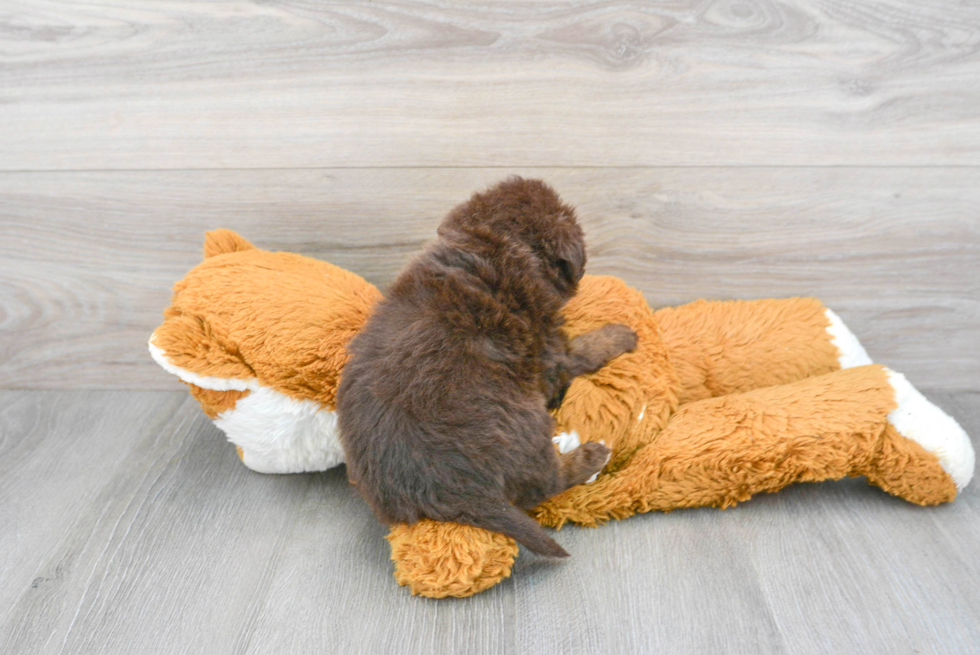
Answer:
2;168;978;391
2;1;978;393
3;1;979;169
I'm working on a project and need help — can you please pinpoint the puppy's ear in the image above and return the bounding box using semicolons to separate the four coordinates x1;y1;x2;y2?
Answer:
557;258;577;286
556;236;586;288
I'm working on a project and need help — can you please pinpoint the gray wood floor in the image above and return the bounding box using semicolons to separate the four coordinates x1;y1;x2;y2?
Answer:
0;390;977;654
2;1;980;653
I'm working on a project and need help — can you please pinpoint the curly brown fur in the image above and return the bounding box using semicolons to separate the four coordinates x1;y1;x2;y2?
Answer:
336;178;637;557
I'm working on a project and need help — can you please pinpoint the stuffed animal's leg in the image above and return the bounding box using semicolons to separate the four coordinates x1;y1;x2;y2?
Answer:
533;365;974;528
867;369;974;503
654;298;870;405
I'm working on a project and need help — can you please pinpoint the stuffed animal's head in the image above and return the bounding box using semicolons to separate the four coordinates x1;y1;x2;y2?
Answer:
149;229;382;473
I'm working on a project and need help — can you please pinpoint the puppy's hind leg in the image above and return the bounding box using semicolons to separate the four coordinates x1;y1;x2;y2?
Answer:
511;431;611;509
558;440;611;489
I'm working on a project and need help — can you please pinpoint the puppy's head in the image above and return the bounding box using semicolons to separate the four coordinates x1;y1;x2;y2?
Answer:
438;177;586;297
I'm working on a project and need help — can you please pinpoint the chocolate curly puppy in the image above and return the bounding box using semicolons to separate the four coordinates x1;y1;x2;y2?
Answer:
337;178;637;557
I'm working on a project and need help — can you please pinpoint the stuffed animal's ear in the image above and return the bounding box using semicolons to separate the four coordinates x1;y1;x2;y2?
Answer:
204;229;255;259
149;314;254;391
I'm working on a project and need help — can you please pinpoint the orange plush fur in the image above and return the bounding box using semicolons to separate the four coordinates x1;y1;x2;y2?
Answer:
151;231;971;598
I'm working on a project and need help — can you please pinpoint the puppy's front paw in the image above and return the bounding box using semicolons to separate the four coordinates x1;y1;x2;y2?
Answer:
598;323;638;356
568;323;639;377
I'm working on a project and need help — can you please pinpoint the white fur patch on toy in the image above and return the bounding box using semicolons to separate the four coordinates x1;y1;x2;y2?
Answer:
149;335;346;474
552;430;581;454
825;308;873;369
214;386;346;474
885;368;975;491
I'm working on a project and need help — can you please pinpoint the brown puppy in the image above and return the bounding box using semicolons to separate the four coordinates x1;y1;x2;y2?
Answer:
336;178;637;557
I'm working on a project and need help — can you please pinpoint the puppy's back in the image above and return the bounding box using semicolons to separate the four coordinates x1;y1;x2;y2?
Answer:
337;178;583;557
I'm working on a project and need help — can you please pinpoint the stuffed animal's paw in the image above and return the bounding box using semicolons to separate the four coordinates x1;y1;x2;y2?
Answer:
387;520;518;598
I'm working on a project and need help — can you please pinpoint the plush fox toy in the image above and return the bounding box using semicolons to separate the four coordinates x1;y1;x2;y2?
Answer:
150;229;974;598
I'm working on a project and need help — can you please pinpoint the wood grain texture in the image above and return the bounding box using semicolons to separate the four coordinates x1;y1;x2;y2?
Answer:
236;474;515;655
0;391;186;621
2;0;980;169
0;392;317;654
0;390;977;654
1;168;977;391
2;1;978;651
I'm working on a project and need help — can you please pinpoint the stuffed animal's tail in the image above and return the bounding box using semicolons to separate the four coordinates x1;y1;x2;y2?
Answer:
460;502;570;558
204;229;255;258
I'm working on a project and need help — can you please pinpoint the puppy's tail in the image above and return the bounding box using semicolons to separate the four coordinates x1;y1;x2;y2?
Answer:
460;502;569;558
